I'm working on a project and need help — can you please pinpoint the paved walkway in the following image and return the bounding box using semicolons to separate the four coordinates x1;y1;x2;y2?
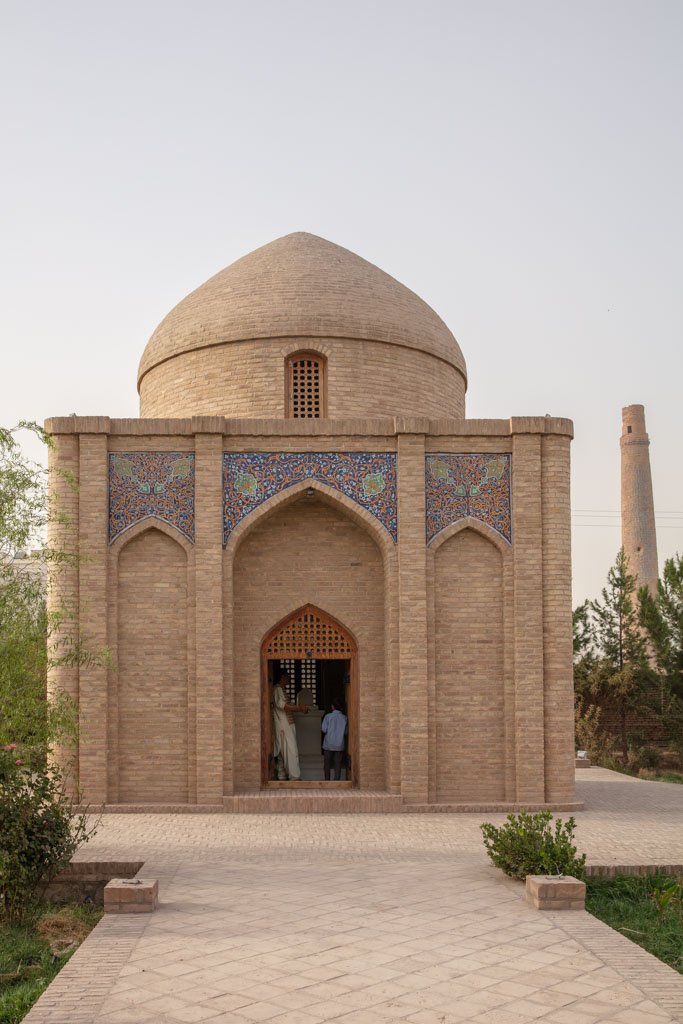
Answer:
24;770;683;1024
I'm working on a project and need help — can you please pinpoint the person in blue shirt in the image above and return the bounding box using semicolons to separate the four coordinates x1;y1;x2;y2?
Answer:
321;700;348;781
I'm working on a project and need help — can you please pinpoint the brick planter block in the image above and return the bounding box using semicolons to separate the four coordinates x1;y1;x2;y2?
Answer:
525;875;585;910
104;878;158;913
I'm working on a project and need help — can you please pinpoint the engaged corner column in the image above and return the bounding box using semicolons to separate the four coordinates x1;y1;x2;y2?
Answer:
511;423;545;803
542;429;575;803
397;428;429;805
78;422;110;805
46;425;80;796
193;424;224;805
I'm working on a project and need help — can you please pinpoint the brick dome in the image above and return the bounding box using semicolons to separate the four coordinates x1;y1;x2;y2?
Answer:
138;232;467;420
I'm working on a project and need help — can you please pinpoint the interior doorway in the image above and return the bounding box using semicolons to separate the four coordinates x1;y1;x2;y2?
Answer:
261;605;358;787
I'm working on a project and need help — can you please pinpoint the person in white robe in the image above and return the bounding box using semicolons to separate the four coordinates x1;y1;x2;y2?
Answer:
272;673;308;780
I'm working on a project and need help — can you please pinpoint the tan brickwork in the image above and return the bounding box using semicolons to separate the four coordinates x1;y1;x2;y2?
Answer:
397;433;429;804
512;430;546;803
525;874;586;910
46;433;80;793
138;232;466;385
45;232;576;812
384;545;401;794
434;528;506;801
193;430;224;803
230;496;387;792
116;529;189;803
45;413;577;811
621;403;659;593
140;337;464;420
77;431;109;804
542;433;576;802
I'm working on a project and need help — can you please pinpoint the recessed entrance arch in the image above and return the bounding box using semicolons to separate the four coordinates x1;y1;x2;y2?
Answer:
261;604;358;787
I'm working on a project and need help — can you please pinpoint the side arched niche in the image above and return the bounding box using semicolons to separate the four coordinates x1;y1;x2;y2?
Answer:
116;525;190;803
227;484;391;793
433;524;506;802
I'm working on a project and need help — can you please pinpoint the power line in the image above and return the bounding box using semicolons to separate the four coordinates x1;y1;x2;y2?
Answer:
571;524;683;529
572;509;683;515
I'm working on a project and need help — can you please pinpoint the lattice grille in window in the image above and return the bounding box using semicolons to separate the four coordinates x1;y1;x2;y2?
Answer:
287;353;324;418
266;607;353;659
278;658;298;703
279;658;317;705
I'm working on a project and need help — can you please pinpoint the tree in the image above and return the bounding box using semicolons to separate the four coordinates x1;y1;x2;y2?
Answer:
639;554;683;703
0;424;102;921
0;424;85;760
585;549;655;763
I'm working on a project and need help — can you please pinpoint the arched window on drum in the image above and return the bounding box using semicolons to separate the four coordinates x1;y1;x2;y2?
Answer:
286;351;326;418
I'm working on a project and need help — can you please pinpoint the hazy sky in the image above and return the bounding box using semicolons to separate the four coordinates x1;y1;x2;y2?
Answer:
1;0;681;604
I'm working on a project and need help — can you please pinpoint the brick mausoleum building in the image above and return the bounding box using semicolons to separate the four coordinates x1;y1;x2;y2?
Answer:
47;232;579;812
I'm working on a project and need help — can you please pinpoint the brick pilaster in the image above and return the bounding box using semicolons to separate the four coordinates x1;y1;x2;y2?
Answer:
512;428;545;802
46;431;80;793
193;424;224;803
397;431;429;804
542;432;576;802
77;426;110;803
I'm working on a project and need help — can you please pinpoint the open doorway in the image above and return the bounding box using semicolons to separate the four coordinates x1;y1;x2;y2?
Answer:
260;605;358;787
265;659;350;780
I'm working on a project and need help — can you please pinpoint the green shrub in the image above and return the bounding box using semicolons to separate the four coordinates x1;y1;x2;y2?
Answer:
480;811;587;881
629;745;663;772
0;745;96;923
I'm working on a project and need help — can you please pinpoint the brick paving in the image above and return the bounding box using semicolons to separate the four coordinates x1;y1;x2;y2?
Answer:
23;769;683;1024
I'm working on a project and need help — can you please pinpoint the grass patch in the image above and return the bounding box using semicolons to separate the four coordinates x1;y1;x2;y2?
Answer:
586;874;683;975
644;770;683;784
0;904;102;1024
595;761;683;784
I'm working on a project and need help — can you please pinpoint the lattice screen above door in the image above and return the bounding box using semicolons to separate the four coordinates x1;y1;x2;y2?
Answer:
264;605;354;659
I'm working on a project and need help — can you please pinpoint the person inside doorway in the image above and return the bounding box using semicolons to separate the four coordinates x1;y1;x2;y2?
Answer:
272;672;308;780
322;699;348;781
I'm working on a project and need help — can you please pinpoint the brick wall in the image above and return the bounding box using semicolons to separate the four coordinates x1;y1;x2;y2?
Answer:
44;414;577;809
46;433;80;793
139;339;464;421
434;528;505;801
230;496;386;792
620;405;659;595
542;434;575;802
117;529;189;802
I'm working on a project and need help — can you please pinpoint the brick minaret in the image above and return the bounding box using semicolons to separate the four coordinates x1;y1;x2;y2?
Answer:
621;404;659;593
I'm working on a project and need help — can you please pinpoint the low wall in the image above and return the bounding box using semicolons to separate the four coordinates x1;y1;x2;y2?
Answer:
44;861;144;905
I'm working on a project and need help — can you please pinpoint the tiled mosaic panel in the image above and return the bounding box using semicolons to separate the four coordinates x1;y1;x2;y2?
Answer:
109;452;195;543
223;452;398;543
426;453;511;544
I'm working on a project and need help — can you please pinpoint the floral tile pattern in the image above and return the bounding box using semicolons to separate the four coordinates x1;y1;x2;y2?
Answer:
425;453;512;544
223;452;398;543
109;452;195;543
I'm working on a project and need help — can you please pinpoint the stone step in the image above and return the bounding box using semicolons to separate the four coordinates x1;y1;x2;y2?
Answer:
224;790;403;813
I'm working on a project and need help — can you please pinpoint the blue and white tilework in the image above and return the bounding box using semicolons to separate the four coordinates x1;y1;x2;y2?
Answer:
223;452;398;543
426;453;512;544
109;452;195;543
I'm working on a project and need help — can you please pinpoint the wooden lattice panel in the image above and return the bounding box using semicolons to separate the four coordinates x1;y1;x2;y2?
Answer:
287;353;324;418
265;606;353;659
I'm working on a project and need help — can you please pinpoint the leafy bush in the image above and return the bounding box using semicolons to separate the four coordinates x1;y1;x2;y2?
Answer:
574;699;614;760
480;811;587;881
628;745;663;773
0;745;96;923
